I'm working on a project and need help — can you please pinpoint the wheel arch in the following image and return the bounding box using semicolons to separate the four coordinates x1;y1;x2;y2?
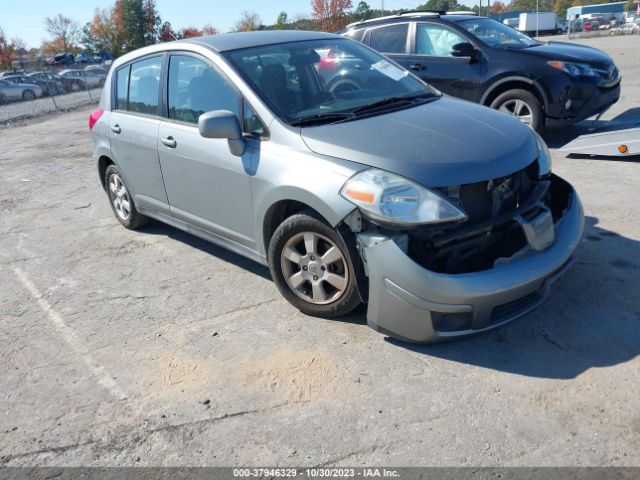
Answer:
481;76;549;112
258;188;356;258
97;155;115;190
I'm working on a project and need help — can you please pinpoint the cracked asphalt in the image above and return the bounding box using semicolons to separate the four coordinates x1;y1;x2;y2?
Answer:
0;35;639;467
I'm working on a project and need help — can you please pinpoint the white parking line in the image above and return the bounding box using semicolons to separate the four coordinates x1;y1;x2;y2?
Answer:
12;267;128;400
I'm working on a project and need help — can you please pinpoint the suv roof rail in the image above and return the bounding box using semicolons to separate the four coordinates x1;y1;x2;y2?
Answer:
345;10;440;28
445;10;478;15
399;10;443;16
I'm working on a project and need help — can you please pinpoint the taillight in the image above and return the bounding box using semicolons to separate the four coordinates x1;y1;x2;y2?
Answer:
89;108;104;130
319;50;338;71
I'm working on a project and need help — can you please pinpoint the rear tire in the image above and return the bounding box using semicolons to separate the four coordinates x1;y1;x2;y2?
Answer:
490;89;544;132
22;90;36;101
268;212;361;318
104;165;150;230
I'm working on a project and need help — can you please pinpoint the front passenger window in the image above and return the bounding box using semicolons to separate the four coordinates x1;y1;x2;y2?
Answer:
416;24;466;57
168;55;240;124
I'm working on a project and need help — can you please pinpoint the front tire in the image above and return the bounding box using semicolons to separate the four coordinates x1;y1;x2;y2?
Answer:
268;213;361;318
490;89;544;132
22;89;36;101
104;165;150;229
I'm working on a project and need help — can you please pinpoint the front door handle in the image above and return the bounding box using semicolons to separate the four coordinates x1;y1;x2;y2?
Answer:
161;136;177;148
110;124;121;134
409;63;426;71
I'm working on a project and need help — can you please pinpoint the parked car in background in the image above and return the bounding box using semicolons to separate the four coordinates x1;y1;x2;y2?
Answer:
90;31;584;342
0;78;43;103
3;74;49;95
84;65;109;75
93;51;113;63
49;53;75;66
76;53;95;64
59;69;107;91
26;72;67;95
340;11;621;131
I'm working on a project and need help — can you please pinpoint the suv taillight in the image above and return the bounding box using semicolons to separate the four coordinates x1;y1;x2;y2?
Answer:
89;108;104;130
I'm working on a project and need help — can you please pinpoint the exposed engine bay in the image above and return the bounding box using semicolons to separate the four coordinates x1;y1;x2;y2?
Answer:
352;161;574;275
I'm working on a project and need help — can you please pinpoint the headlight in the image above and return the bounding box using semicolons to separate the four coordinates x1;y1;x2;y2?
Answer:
534;132;552;176
340;169;467;226
547;60;596;77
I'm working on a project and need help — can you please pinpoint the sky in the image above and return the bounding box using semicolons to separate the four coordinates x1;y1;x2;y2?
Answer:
0;0;477;49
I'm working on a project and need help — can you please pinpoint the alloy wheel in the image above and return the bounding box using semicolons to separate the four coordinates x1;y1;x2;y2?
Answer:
108;174;131;222
280;231;349;305
498;99;533;126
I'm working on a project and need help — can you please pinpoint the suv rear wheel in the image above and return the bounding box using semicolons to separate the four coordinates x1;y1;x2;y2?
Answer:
268;212;361;318
490;89;544;132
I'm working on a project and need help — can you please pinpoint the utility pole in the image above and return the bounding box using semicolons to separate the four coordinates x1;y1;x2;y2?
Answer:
536;0;539;37
381;0;384;12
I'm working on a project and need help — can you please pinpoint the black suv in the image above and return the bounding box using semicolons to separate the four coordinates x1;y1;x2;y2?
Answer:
339;12;621;131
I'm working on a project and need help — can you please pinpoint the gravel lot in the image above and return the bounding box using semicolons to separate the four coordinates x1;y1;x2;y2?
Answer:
0;35;638;467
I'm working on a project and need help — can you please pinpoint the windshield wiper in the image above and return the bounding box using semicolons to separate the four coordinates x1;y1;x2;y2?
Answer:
290;112;355;127
350;93;435;116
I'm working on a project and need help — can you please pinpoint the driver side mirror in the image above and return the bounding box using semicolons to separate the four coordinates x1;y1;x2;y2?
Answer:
451;42;477;61
198;110;245;157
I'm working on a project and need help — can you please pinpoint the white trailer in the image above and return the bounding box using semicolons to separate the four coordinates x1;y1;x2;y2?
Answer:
518;12;558;34
560;128;640;157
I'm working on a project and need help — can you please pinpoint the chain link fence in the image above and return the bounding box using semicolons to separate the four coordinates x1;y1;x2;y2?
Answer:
567;12;640;38
0;60;109;124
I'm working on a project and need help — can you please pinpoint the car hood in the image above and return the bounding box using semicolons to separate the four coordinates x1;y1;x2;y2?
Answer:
521;41;613;67
300;97;538;188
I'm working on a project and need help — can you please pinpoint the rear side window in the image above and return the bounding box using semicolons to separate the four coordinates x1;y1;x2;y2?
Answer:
167;54;240;124
364;23;409;54
128;56;162;115
115;65;130;110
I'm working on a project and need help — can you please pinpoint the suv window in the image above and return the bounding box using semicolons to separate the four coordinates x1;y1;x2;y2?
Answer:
416;23;466;57
168;54;240;124
128;56;162;115
364;23;409;54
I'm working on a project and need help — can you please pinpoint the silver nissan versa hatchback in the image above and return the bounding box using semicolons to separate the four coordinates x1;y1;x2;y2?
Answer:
90;31;584;343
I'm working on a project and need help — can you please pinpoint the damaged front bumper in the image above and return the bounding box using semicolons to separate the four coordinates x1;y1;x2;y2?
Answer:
356;177;584;343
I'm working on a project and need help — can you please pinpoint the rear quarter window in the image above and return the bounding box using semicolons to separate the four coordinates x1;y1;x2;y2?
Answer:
115;65;130;110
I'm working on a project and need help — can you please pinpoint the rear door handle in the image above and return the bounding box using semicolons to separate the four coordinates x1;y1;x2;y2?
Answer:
110;125;121;134
161;136;177;148
409;63;426;71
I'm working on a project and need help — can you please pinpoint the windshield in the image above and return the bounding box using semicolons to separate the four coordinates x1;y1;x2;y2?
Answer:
224;38;438;126
458;18;538;49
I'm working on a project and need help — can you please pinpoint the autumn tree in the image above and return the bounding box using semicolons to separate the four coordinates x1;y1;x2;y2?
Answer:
44;14;79;52
311;0;354;32
234;11;263;32
179;27;203;38
202;24;219;36
143;0;161;44
159;21;177;42
489;1;508;13
0;26;15;69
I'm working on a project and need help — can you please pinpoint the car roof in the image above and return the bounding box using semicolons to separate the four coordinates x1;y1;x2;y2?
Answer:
175;30;340;52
